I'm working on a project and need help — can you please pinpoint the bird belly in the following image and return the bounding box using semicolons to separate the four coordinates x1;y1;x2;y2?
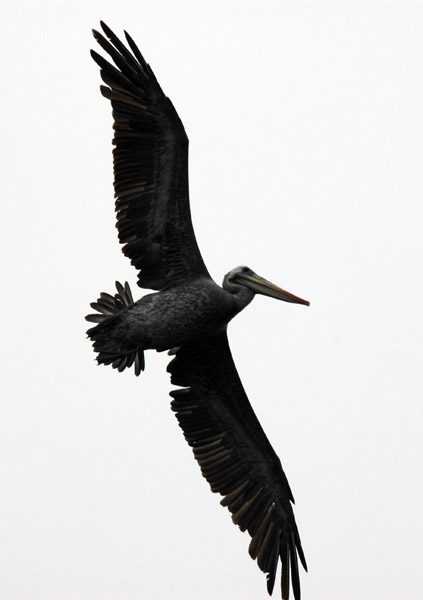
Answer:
125;283;235;351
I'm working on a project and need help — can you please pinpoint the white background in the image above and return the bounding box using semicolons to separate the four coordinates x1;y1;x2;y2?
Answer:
2;2;422;599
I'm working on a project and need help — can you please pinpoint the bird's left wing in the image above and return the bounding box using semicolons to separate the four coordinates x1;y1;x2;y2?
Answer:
91;22;211;290
168;333;307;599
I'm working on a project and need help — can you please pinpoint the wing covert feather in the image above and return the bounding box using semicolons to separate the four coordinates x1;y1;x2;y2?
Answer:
91;22;210;290
167;333;307;599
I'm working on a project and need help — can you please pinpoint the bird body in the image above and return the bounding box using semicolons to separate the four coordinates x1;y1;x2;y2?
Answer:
87;22;309;599
87;276;250;359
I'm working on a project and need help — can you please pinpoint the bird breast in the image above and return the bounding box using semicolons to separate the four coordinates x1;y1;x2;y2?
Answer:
123;279;240;351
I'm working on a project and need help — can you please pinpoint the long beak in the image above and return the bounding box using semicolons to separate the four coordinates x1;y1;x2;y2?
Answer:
235;271;310;306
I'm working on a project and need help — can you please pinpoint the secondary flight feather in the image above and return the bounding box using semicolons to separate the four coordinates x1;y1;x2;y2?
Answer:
86;21;309;599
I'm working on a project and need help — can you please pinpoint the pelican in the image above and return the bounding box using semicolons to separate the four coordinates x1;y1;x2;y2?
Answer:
86;22;309;599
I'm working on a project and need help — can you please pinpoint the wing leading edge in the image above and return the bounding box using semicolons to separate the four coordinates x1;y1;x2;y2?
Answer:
91;22;211;290
168;333;307;599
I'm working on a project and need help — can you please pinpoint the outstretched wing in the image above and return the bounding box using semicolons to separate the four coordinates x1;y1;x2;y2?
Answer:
168;333;307;599
91;22;211;290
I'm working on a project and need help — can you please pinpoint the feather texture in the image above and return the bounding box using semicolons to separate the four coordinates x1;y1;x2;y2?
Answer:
91;22;210;290
168;333;307;598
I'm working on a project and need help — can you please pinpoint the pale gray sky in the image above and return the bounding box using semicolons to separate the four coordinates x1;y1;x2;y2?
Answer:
2;2;422;599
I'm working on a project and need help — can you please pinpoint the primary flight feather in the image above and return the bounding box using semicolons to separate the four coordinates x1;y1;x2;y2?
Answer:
86;21;309;599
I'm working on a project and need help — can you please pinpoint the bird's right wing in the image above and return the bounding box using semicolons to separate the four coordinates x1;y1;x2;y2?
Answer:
91;22;211;290
167;333;307;599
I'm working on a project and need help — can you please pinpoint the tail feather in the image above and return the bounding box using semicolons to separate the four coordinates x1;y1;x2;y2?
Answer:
85;281;145;376
86;280;134;323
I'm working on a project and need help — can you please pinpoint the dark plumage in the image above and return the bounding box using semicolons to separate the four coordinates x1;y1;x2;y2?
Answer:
86;22;309;599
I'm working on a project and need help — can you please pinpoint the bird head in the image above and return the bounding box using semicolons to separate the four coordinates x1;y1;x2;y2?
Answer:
223;266;309;305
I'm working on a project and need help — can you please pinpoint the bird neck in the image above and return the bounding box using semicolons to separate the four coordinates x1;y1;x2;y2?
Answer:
232;286;255;313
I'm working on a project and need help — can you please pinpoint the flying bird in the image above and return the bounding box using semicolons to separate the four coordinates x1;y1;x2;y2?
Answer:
87;22;309;599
